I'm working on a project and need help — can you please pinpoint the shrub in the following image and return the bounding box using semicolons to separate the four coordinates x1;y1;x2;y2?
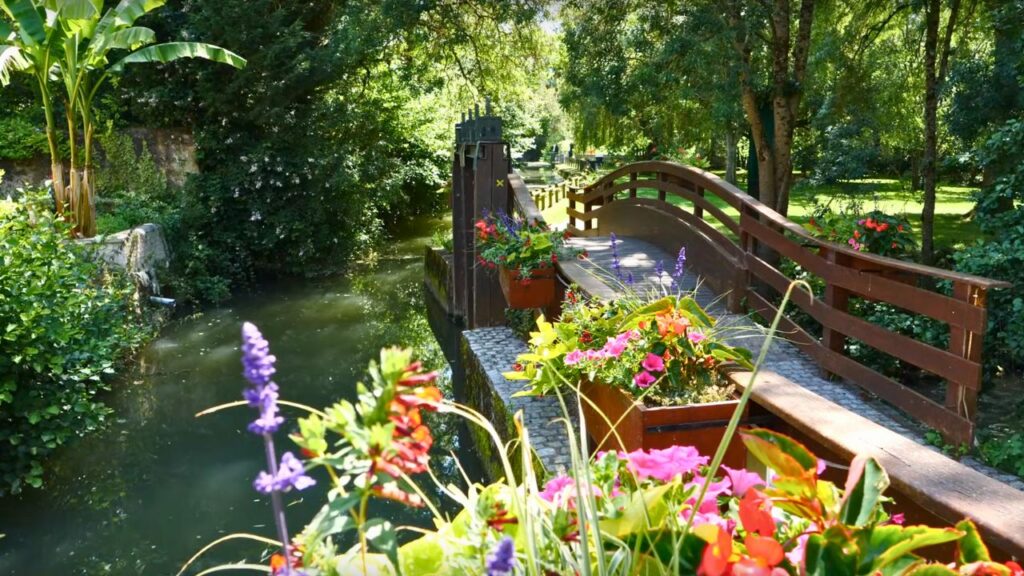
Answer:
0;192;151;494
0;114;49;161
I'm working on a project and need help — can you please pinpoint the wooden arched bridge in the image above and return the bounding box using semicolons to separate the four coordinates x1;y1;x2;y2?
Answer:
441;106;1024;556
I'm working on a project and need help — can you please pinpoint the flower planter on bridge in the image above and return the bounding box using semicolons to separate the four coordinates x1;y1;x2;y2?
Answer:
580;380;748;469
498;265;556;309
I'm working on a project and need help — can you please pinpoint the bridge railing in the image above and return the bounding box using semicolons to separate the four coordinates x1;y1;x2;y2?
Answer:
565;160;1009;444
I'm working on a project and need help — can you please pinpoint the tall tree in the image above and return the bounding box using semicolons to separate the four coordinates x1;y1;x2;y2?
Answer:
921;0;962;264
726;0;816;217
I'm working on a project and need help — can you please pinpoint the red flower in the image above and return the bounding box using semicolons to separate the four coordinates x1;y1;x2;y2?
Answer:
486;501;518;531
853;230;861;239
897;224;904;232
739;490;775;537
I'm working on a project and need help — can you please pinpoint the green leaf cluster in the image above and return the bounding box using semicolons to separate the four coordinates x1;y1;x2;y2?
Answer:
0;190;150;494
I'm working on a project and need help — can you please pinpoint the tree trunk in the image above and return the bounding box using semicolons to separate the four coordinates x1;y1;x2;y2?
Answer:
921;0;939;264
921;0;961;264
725;130;738;185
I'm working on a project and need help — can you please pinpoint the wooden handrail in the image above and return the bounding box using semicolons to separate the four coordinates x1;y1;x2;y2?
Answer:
569;160;1010;444
580;161;1010;290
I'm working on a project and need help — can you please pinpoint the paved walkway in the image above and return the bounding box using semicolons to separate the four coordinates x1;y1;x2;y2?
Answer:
563;235;1024;491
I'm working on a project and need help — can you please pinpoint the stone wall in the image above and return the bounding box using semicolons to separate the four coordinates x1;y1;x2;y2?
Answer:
459;327;576;481
0;127;197;194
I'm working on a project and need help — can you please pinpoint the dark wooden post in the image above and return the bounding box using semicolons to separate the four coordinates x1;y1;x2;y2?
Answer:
451;113;471;321
946;282;983;432
657;172;667;202
694;186;705;219
451;100;509;329
629;172;637;198
821;248;852;379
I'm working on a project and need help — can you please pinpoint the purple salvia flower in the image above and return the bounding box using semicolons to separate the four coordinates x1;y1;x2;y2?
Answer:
610;233;623;280
626;271;634;286
496;209;521;240
242;322;276;387
242;322;283;434
254;452;316;494
655;260;665;278
673;247;686;279
486;536;516;576
240;322;308;576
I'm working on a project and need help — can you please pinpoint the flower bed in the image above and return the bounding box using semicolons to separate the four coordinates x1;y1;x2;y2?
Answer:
183;326;1024;576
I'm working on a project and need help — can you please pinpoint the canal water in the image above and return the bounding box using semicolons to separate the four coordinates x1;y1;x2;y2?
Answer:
0;216;481;575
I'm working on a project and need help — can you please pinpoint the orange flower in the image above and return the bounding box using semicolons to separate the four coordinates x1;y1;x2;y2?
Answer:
698;525;733;576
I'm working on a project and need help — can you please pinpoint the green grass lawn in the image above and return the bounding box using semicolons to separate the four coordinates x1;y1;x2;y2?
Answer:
544;170;982;251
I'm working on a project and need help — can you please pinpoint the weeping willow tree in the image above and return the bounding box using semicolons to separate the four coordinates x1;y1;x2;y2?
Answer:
0;0;245;236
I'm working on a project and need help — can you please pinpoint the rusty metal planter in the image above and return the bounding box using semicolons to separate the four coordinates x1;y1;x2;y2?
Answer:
580;380;749;468
498;265;556;309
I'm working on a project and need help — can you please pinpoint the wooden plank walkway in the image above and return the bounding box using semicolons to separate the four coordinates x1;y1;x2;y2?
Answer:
560;235;1024;557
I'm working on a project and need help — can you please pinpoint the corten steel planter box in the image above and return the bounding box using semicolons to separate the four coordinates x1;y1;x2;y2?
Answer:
499;265;557;309
580;380;749;469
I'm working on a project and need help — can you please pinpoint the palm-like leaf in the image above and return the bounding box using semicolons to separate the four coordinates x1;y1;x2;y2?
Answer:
0;43;30;84
48;0;101;20
4;0;46;46
94;0;164;38
95;24;153;53
110;41;246;73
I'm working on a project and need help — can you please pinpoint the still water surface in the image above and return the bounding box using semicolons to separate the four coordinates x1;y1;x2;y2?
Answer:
0;217;477;575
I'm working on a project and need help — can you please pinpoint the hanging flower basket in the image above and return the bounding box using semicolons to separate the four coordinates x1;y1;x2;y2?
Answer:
580;380;748;468
498;265;557;309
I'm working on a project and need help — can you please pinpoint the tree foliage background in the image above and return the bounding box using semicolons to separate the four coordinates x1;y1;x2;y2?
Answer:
98;0;558;301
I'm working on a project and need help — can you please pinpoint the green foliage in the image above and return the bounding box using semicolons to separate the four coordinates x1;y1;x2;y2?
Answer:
0;191;150;494
0;112;47;160
979;432;1024;478
954;117;1024;370
94;126;172;234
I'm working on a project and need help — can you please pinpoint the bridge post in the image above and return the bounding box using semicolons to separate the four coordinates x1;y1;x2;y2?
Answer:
451;100;509;329
946;282;984;427
821;248;852;379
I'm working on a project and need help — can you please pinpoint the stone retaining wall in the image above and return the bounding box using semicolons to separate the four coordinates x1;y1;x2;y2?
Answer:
459;327;576;480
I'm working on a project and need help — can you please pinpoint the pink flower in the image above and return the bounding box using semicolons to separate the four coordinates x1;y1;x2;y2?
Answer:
882;512;905;526
786;532;810;567
816;458;828;475
688;331;706;344
602;336;628;358
539;475;574;504
680;508;732;533
633;371;656;388
641;353;665;373
685;476;733;514
539;474;601;509
564;350;585;365
623;445;708;483
722;465;765;497
585;349;605;361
